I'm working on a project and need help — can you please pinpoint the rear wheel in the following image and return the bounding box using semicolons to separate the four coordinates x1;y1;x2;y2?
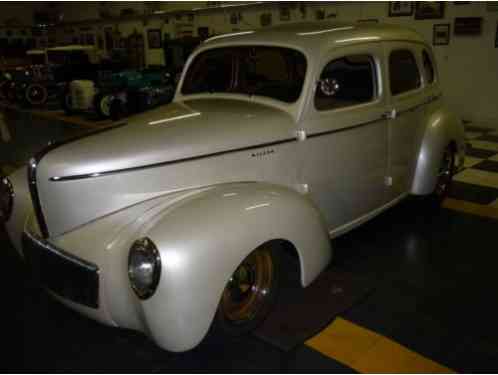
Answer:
425;144;456;208
61;86;75;115
25;83;48;106
109;98;126;121
211;243;280;337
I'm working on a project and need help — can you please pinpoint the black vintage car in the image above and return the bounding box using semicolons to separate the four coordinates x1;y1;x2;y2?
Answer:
5;45;126;107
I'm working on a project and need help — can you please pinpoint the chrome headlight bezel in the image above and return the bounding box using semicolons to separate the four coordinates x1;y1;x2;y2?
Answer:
128;237;161;300
0;175;14;223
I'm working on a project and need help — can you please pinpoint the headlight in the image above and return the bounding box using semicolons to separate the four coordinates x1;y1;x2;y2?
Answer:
128;237;161;299
0;176;14;223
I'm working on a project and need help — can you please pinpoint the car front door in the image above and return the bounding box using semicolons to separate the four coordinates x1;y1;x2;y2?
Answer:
298;43;389;236
384;42;427;200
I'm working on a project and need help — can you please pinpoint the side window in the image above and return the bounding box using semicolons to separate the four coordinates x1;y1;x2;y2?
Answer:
422;50;435;85
389;49;421;95
315;54;376;111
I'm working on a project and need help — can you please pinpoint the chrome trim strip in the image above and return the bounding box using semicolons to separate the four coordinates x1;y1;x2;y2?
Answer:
24;230;99;271
49;137;297;182
307;116;384;139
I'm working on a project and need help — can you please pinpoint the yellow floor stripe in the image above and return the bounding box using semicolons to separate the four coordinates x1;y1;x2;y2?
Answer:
443;198;498;220
306;317;454;373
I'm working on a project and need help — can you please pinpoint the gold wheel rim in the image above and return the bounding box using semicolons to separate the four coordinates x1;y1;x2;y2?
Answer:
221;248;273;324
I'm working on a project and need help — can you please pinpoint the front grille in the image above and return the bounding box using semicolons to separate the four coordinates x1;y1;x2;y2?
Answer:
22;232;99;308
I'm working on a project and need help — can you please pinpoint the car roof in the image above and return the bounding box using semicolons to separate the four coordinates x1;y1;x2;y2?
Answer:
202;22;426;55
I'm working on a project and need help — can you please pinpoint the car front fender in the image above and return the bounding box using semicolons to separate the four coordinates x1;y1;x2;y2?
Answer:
137;182;332;352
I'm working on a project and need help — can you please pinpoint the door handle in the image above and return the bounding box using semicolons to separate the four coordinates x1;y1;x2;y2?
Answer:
382;108;397;120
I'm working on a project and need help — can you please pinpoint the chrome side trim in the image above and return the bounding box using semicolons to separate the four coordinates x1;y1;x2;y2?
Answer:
28;155;50;238
49;137;297;182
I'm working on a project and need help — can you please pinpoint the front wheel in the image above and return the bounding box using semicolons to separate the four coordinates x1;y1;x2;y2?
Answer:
212;243;280;337
25;83;48;106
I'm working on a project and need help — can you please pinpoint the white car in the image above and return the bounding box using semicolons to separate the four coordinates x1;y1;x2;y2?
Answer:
1;22;465;352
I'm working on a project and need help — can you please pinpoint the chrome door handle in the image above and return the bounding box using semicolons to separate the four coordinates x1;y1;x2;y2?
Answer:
382;108;397;120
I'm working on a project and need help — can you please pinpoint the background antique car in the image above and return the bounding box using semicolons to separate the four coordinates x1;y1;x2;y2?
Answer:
62;68;175;120
4;45;127;107
2;23;465;353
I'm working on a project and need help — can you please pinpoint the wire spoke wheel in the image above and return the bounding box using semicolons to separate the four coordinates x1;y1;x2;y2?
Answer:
25;84;48;106
220;247;275;325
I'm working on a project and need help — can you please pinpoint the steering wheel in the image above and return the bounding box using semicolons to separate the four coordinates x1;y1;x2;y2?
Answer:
319;77;340;96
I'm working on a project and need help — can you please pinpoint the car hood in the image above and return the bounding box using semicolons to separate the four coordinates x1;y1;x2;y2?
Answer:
35;98;297;237
40;99;295;180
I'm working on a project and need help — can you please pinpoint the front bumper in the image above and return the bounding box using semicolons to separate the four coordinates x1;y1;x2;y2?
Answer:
22;231;100;308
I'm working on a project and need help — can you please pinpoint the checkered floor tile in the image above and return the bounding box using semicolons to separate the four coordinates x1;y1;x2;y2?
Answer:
450;125;498;205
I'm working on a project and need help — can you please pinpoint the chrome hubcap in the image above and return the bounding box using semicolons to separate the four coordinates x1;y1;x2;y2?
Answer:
221;248;273;324
435;148;453;197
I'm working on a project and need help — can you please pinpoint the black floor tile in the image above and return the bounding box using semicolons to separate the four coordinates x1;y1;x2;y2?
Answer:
476;134;498;143
473;160;498;173
465;125;495;133
465;146;498;159
292;345;356;373
448;180;498;204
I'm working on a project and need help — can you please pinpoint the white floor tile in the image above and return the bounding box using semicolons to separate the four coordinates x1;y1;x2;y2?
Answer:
469;140;498;152
463;156;483;168
465;131;483;140
454;169;498;189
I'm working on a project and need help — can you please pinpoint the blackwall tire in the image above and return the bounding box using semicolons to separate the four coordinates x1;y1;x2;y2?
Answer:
109;98;126;121
61;87;75;115
208;243;281;341
25;83;48;106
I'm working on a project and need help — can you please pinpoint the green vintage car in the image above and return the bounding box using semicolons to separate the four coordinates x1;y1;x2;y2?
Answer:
62;68;175;120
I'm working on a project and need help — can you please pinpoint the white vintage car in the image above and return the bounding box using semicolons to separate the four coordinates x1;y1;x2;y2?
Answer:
1;23;465;352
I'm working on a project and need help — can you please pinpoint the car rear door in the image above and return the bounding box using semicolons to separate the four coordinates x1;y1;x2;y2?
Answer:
298;43;389;235
384;42;427;200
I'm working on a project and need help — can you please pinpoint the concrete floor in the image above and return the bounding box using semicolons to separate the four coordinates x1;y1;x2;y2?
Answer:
2;107;498;372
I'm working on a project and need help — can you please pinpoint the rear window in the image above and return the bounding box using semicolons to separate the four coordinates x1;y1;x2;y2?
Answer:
389;49;421;95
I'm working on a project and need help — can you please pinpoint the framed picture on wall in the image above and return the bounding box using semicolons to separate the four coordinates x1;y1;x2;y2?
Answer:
454;17;483;35
260;13;272;27
147;29;161;49
495;22;498;47
433;23;450;45
388;2;413;17
279;7;291;21
415;2;445;19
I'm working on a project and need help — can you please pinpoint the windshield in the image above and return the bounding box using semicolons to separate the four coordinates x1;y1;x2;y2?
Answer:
181;46;307;103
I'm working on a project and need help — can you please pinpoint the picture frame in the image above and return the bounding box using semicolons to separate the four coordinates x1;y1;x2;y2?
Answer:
415;2;445;20
147;29;161;49
493;22;498;47
388;2;413;17
260;13;272;27
433;23;450;45
487;2;498;12
315;9;325;20
279;7;291;22
454;17;483;35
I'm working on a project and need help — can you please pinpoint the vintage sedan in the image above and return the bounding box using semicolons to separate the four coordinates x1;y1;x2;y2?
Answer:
1;23;465;352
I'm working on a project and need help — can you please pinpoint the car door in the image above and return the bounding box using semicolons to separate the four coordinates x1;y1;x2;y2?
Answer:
298;43;389;235
384;42;427;200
